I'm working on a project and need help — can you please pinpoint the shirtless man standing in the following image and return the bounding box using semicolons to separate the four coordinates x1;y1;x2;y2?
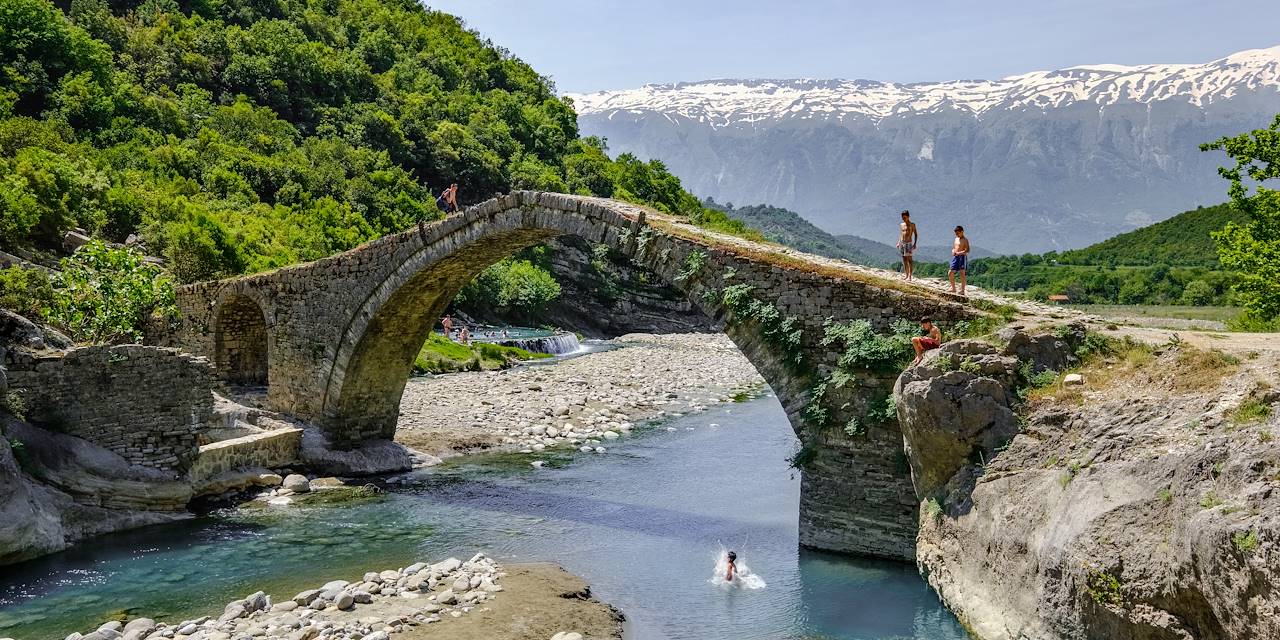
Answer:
897;210;918;281
949;226;970;296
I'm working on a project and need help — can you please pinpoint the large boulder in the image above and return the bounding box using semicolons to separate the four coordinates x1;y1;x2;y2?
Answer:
0;430;68;564
0;309;72;356
999;321;1086;374
894;340;1019;498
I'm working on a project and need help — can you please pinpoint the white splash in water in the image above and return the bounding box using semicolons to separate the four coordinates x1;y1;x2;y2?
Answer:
708;545;766;590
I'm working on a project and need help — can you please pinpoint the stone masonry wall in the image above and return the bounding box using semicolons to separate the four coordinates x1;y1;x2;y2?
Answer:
5;345;211;473
187;427;302;487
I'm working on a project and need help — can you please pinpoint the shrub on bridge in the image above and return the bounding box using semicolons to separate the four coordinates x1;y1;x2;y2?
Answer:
719;284;805;369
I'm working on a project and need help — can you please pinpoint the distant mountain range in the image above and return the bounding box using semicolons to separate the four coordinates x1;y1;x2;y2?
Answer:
568;46;1280;253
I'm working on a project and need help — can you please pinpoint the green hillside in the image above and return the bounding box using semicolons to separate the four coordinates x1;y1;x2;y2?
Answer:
709;201;894;266
910;203;1244;307
0;0;753;285
1056;203;1243;268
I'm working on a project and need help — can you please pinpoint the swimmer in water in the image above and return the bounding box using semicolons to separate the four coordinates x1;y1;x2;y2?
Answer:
726;551;737;582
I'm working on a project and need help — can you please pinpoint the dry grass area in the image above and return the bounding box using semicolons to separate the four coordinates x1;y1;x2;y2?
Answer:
1026;340;1243;408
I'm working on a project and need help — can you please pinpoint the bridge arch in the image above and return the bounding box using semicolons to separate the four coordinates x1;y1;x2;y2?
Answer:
319;198;722;443
213;292;270;387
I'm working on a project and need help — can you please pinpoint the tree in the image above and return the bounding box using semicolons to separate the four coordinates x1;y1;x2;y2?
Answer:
1202;113;1280;318
46;241;178;343
1179;280;1215;306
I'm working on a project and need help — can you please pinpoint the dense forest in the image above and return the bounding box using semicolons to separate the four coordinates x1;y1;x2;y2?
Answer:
0;0;750;289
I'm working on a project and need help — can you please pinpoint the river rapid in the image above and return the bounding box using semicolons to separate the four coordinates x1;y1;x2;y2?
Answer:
1;356;969;640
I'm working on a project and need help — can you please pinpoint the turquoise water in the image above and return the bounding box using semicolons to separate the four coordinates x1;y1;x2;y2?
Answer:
0;396;969;640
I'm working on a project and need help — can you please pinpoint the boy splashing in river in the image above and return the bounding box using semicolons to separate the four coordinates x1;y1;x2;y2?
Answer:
710;547;766;590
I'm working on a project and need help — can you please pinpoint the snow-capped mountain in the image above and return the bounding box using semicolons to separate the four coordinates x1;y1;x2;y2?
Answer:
567;46;1280;252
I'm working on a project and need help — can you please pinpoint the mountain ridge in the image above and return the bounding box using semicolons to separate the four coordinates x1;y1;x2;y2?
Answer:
567;46;1280;253
568;45;1280;125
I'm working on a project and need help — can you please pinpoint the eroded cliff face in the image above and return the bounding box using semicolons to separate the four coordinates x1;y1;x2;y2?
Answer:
0;417;189;565
897;326;1280;640
0;310;194;565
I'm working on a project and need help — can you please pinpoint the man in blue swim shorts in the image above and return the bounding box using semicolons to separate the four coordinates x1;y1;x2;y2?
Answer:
949;225;969;296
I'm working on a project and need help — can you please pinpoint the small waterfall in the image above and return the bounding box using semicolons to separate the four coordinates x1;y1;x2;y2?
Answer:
496;332;582;355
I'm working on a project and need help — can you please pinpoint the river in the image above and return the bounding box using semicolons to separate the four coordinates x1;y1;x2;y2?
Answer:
0;391;969;640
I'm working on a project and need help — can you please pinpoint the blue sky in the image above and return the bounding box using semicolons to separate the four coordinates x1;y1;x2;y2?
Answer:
426;0;1279;93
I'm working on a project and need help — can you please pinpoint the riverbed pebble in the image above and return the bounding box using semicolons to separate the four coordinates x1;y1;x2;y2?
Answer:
67;554;504;640
282;474;311;493
397;334;765;458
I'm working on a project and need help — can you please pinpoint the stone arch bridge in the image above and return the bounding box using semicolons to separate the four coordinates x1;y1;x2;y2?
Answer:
170;191;977;559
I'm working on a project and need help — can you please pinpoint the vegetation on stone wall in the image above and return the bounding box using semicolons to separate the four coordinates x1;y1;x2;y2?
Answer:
0;243;176;343
47;242;178;344
718;284;805;370
821;319;920;375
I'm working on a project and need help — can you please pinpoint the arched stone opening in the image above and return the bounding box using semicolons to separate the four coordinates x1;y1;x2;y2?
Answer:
214;294;269;386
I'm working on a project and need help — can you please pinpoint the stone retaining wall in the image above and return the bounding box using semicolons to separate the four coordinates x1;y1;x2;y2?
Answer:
4;344;211;472
188;427;303;486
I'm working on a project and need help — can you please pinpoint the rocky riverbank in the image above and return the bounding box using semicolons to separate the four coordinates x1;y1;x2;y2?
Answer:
394;332;765;458
896;322;1280;639
43;555;622;640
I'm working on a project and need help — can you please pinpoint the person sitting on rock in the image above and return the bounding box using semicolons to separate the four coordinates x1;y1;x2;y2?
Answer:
911;319;943;366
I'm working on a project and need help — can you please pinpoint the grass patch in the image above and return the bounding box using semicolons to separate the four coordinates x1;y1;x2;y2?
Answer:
1231;400;1273;426
1022;334;1246;406
1157;487;1173;504
1170;349;1240;393
923;498;943;521
413;333;551;374
1085;569;1125;607
1070;305;1242;324
1200;491;1223;509
1233;530;1259;554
